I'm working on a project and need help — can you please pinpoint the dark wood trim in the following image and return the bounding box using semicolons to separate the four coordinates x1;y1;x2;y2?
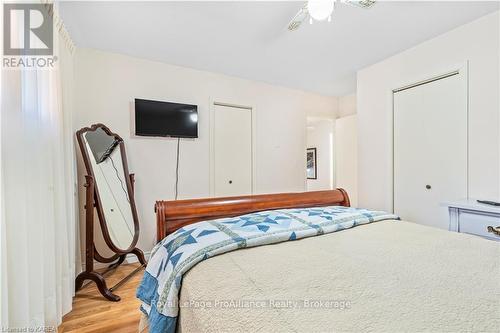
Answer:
155;189;350;242
84;175;96;271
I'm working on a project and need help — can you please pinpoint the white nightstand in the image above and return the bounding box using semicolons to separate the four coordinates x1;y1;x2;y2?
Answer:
444;199;500;241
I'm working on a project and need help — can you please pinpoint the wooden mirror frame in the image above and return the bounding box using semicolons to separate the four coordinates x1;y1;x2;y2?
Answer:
75;123;146;301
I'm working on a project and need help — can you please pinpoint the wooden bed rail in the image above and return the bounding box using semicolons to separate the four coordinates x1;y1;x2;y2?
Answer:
155;189;350;242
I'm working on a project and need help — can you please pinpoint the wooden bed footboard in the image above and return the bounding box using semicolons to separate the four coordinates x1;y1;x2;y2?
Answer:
155;188;350;242
155;189;350;242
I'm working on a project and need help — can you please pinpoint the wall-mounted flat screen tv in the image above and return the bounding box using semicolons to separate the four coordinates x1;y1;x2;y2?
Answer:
135;98;198;138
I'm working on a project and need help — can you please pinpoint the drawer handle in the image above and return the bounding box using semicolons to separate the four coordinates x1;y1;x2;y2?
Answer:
486;226;500;237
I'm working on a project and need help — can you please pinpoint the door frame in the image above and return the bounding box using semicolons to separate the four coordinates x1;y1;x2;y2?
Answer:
391;61;469;213
306;116;336;190
209;98;257;197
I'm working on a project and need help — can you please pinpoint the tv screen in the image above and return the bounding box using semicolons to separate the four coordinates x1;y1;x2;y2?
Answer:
135;99;198;138
85;127;121;164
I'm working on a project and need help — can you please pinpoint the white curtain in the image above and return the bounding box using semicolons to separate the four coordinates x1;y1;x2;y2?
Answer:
1;2;78;330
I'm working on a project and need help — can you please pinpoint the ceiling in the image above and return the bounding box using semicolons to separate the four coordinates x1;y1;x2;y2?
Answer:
59;1;499;96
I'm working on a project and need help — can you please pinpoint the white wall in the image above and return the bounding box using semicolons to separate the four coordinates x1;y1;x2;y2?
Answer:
306;118;334;191
73;48;337;253
338;94;357;118
335;115;358;207
357;11;500;212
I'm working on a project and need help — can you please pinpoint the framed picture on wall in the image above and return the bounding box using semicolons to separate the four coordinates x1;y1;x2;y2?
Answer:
306;148;317;179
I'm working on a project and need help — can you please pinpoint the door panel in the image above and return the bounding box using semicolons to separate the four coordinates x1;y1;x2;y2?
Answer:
213;105;252;197
394;73;467;229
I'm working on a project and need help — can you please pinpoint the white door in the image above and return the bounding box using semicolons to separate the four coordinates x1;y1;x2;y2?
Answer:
213;104;253;197
394;72;467;229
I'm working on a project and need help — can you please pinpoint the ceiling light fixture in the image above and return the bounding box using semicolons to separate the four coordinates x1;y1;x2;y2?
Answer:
308;0;335;24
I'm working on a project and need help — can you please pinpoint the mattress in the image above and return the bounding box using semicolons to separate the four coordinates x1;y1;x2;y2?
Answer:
172;220;500;332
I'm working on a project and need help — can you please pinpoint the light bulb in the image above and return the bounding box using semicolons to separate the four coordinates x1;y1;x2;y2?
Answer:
308;0;335;22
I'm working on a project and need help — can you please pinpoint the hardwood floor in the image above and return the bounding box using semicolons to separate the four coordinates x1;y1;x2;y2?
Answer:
59;264;144;333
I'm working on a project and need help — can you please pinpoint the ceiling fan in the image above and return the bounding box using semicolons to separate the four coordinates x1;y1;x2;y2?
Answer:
287;0;376;31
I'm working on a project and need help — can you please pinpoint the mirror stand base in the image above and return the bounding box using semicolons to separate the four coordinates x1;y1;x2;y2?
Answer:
75;271;121;302
75;248;147;302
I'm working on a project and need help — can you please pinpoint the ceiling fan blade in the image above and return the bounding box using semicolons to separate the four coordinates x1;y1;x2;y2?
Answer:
287;3;309;32
343;0;377;9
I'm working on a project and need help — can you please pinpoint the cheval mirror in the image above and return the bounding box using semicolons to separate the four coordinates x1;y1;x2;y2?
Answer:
76;123;146;301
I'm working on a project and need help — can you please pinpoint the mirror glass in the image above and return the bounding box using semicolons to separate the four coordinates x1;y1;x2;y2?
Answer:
83;128;135;250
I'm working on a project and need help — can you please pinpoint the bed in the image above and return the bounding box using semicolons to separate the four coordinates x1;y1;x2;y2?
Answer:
139;189;500;333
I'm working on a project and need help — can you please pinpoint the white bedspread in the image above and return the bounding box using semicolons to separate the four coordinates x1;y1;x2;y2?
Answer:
175;220;499;332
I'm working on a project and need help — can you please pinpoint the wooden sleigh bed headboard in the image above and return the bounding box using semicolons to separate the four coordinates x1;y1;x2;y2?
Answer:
155;189;350;242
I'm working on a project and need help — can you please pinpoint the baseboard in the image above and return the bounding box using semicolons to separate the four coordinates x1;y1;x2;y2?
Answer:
125;251;151;265
81;251;151;270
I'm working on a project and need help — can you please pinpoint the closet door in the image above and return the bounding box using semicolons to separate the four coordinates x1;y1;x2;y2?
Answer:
213;104;253;197
394;72;467;229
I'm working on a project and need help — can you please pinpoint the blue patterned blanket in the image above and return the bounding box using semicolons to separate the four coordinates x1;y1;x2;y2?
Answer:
137;205;399;333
